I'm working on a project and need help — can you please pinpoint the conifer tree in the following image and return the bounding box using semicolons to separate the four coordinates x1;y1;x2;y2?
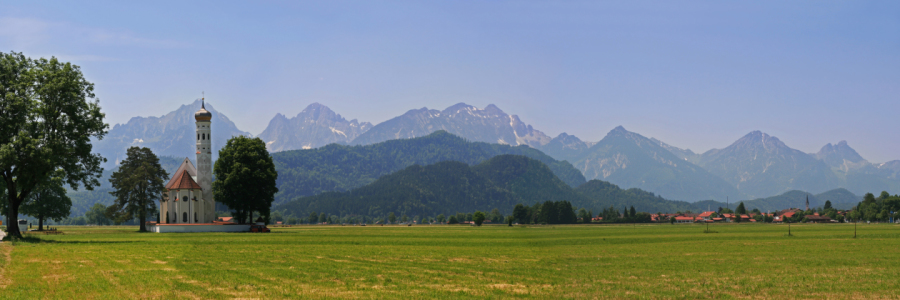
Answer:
107;147;167;232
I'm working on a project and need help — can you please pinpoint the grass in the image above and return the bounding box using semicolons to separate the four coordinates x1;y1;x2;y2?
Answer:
1;223;899;299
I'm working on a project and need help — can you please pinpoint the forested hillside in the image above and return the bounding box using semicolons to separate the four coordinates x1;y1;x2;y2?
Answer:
271;131;585;205
575;180;697;214
276;155;704;219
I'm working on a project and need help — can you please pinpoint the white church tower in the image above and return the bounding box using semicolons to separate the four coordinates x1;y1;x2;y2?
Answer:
194;98;215;223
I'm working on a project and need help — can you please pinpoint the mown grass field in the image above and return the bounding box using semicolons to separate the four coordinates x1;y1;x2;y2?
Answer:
0;223;898;299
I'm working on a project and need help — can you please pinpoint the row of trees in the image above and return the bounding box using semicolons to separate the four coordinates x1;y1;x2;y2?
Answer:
851;192;900;222
511;201;579;224
288;208;511;226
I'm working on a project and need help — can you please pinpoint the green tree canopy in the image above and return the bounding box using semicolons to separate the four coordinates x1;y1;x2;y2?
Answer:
473;211;486;226
85;203;111;225
20;171;71;231
0;52;108;238
213;136;278;224
106;147;167;232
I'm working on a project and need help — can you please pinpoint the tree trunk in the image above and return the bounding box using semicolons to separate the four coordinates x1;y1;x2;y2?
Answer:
38;215;44;231
139;208;147;232
5;196;22;239
139;198;147;232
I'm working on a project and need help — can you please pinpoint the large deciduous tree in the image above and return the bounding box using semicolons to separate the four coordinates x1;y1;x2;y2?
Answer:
472;211;485;226
0;52;108;238
213;136;278;224
85;203;111;225
107;147;168;232
20;172;71;231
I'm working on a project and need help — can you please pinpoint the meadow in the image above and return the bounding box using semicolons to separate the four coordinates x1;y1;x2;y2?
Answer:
0;223;898;299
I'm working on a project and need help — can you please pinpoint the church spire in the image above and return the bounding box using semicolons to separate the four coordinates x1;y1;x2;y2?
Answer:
194;92;212;121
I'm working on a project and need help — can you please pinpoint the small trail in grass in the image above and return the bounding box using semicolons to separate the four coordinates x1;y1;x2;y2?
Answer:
0;237;11;289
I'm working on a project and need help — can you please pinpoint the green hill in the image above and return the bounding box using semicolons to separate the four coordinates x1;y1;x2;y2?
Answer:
472;155;582;204
277;155;702;218
691;188;863;213
271;131;585;205
575;180;698;214
275;156;527;217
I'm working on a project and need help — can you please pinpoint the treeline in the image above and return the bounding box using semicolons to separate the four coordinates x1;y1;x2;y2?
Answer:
511;201;578;224
259;208;510;226
851;192;900;222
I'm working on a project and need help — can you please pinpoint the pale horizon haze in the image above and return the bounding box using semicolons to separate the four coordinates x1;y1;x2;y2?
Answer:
1;1;898;162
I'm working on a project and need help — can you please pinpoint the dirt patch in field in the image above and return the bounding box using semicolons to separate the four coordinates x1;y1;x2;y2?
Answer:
0;243;11;288
487;283;528;294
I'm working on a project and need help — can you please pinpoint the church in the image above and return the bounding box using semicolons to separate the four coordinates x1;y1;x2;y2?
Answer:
158;100;216;224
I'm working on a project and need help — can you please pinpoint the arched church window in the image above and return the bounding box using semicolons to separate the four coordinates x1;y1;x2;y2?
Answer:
195;212;198;222
202;133;205;140
183;212;188;222
197;133;200;140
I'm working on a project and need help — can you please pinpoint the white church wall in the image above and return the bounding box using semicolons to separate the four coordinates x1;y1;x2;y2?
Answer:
148;224;251;233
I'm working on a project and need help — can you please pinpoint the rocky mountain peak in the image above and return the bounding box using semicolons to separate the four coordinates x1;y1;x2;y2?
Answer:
441;102;478;115
257;103;371;152
483;104;505;115
93;99;251;169
816;140;868;171
728;131;790;153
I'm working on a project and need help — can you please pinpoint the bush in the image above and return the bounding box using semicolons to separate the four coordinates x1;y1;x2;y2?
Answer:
447;215;459;224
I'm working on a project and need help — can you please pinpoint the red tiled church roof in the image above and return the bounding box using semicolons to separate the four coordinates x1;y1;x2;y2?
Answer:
166;170;202;190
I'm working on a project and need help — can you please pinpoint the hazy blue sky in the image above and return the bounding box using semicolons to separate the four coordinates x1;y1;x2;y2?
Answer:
2;1;898;161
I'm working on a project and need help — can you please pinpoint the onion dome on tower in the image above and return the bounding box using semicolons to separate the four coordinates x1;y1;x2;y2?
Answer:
195;98;212;121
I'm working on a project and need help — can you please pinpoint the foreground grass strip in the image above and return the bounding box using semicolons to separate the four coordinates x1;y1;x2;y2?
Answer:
0;224;898;299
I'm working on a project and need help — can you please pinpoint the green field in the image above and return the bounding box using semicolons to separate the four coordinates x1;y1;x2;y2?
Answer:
1;223;898;299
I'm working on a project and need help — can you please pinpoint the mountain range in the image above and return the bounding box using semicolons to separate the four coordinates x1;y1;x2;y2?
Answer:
91;100;900;209
256;103;372;152
349;103;552;147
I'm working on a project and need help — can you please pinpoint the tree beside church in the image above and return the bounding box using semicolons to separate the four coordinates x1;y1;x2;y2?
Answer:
213;135;278;224
107;146;168;232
